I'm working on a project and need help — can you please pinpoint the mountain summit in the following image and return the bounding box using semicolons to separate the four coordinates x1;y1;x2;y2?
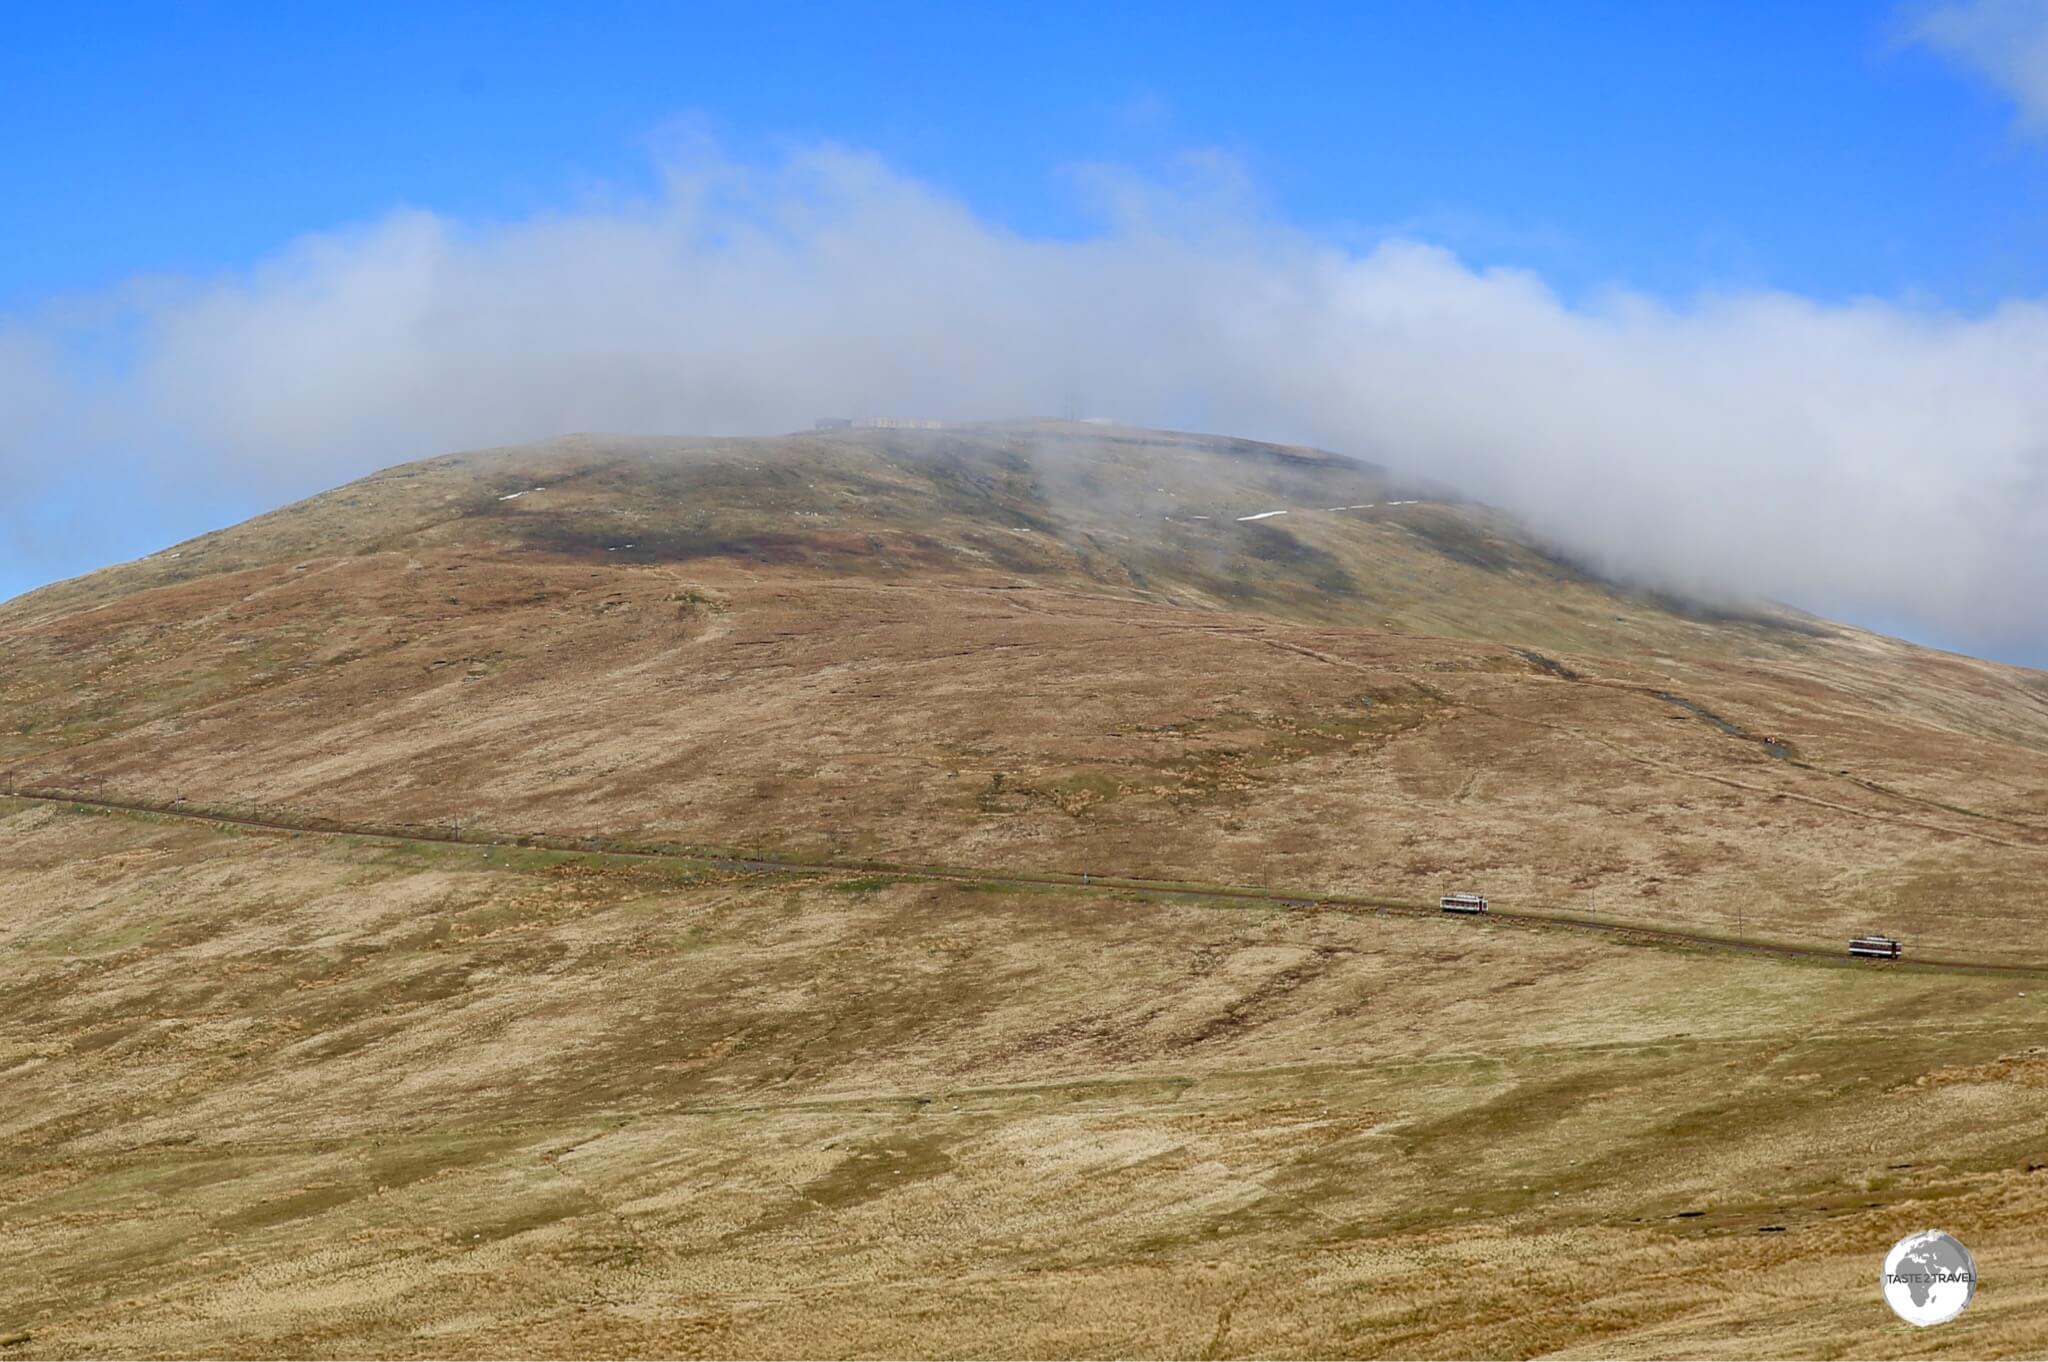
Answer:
6;422;2041;954
4;423;2047;1357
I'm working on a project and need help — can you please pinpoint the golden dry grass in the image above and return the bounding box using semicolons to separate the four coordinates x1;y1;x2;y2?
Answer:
2;425;2046;1357
2;805;2046;1357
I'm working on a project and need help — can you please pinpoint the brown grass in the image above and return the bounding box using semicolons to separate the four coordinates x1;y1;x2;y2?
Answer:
2;805;2045;1357
2;426;2045;1356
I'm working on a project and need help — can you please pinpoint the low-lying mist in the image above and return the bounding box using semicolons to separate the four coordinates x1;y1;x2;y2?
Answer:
4;143;2046;665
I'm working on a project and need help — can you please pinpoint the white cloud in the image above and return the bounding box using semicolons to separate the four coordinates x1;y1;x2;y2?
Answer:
0;328;58;471
1907;0;2048;126
9;142;2048;664
0;327;65;542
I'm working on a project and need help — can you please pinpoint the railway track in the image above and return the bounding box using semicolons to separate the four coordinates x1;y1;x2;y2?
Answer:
6;785;2043;978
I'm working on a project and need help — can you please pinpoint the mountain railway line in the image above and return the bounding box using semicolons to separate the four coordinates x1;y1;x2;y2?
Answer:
8;785;2042;979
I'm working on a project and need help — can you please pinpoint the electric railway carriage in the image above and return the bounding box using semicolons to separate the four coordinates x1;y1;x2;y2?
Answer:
1440;892;1489;915
1849;934;1903;960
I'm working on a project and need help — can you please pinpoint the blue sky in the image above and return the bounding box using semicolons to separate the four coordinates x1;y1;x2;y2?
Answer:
4;1;2047;663
6;3;2043;310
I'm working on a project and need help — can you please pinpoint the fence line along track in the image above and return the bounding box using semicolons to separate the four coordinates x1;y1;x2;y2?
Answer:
5;786;2042;979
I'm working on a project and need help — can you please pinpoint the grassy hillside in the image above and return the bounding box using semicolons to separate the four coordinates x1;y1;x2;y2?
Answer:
2;801;2045;1357
3;424;2043;956
2;423;2046;1356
